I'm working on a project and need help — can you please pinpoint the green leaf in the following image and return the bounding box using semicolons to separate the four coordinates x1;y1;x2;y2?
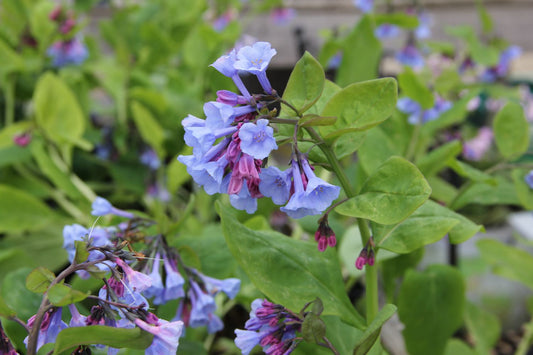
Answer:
307;80;341;115
282;51;325;115
376;200;480;247
0;294;16;317
301;313;326;344
512;169;533;209
372;202;459;254
298;114;336;127
373;13;419;28
416;141;462;176
217;202;365;328
447;159;497;185
476;0;494;33
47;284;88;306
320;78;397;141
0;184;52;233
477;239;533;290
353;304;397;355
399;265;465;355
358;126;397;176
444;339;477;355
53;325;153;354
0;38;24;77
336;157;431;225
74;241;90;265
450;177;520;210
2;268;42;321
398;68;434;109
30;140;84;200
493;102;529;158
131;101;166;157
34;72;86;148
26;267;55;293
336;15;382;86
426;176;458;205
464;302;501;354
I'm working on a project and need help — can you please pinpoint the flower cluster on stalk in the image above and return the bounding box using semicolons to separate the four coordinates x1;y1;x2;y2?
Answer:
178;42;340;219
235;299;303;355
46;6;88;67
26;196;240;354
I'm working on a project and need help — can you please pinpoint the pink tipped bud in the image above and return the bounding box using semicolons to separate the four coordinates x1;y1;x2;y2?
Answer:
317;237;327;252
216;90;248;106
60;18;76;34
314;230;321;242
367;250;375;266
49;6;62;21
13;132;31;147
327;235;337;247
355;256;367;270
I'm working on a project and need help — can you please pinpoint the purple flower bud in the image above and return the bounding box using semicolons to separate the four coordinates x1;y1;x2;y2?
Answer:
91;197;134;218
13;132;31;147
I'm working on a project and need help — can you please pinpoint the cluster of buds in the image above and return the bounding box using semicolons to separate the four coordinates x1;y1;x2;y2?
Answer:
314;214;336;252
355;236;376;270
235;299;303;355
23;196;241;354
47;6;88;67
178;42;340;218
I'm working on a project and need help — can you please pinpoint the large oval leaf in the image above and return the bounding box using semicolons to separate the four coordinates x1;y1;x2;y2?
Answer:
399;265;465;355
0;185;52;233
336;156;431;224
319;78;397;140
493;102;529;158
217;202;365;329
282;51;325;115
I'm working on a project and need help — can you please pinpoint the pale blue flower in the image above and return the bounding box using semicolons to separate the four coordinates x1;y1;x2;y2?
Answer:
300;159;341;211
396;45;424;69
353;0;373;13
259;166;291;205
134;318;184;355
238;119;277;159
235;42;277;93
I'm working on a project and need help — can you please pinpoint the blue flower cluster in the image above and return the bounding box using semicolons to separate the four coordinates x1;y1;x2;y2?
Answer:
235;299;302;355
179;42;340;218
44;197;241;354
397;95;452;125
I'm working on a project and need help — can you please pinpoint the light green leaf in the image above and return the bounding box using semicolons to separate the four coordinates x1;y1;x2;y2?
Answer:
373;202;459;254
476;0;494;33
416;141;462;176
34;72;86;148
336;157;431;225
2;268;42;320
217;202;365;328
298;114;336;127
74;241;90;265
353;304;397;355
447;159;497;185
493;102;529;158
320;78;397;141
301;313;326;344
25;267;55;293
336;15;382;86
477;239;533;290
464;302;501;354
373;13;419;28
53;326;153;354
358;126;397;176
398;68;434;109
0;184;52;233
444;339;477;355
283;51;325;115
426;176;458;205
399;265;465;355
307;80;341;115
0;294;16;317
450;177;520;210
131;101;166;157
512;169;533;209
47;284;88;306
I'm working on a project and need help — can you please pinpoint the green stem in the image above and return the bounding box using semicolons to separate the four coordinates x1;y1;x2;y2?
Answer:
305;127;379;324
516;319;533;355
405;122;421;161
4;75;15;126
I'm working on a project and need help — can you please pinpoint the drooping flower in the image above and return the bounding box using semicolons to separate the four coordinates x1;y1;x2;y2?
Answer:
235;299;302;355
463;127;493;161
396;45;425;69
481;45;522;82
281;159;323;219
300;158;341;212
142;253;165;304
162;257;185;302
24;308;68;352
134;317;184;355
353;0;374;13
211;49;251;100
234;42;277;94
415;12;432;39
374;24;400;39
259;166;292;205
140;149;160;170
397;96;451;125
47;38;88;67
91;197;134;219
